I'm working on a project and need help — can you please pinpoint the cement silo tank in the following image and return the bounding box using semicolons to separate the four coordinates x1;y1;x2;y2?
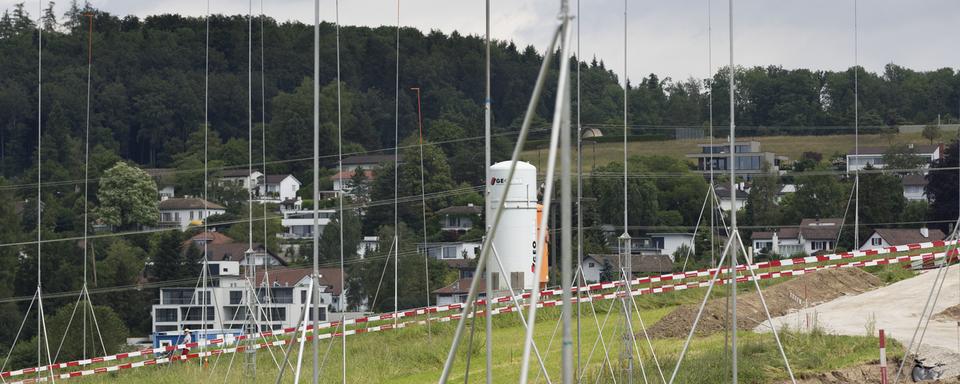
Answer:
487;161;547;291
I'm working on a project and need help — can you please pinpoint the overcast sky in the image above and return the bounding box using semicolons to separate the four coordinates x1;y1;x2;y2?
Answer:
5;0;959;83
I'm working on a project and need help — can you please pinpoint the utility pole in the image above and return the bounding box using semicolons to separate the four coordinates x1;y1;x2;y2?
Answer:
483;1;494;382
728;0;738;382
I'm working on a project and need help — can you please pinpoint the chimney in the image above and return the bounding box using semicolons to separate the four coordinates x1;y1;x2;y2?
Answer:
921;226;929;238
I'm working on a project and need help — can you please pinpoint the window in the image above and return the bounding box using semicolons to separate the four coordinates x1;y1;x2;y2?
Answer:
155;308;178;322
442;246;458;259
229;291;243;305
588;262;595;268
261;308;286;322
270;288;294;304
180;306;215;321
871;238;882;246
162;289;196;305
224;306;248;321
810;241;832;251
194;291;211;305
510;272;524;290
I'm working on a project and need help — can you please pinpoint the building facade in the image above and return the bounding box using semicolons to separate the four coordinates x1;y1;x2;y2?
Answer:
687;141;785;177
158;198;226;230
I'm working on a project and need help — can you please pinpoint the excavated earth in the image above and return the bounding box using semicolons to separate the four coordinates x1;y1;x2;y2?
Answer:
647;268;883;338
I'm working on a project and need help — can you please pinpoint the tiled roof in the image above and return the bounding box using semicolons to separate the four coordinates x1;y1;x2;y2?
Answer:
184;231;234;246
202;243;287;265
901;174;928;186
433;277;482;295
872;228;945;247
585;254;673;274
436;205;481;215
219;169;259;177
159;198;226;211
750;218;842;241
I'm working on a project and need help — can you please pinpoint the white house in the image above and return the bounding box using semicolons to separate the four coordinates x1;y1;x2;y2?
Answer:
581;254;674;283
259;174;301;202
751;218;843;257
357;236;378;258
203;242;288;267
846;144;942;173
648;233;695;260
417;241;481;260
151;267;330;334
158;198;226;230
715;185;748;212
435;204;481;233
433;278;486;306
901;174;928;201
860;227;945;250
144;168;176;199
340;154;402;172
278;209;336;239
330;169;373;195
219;169;263;191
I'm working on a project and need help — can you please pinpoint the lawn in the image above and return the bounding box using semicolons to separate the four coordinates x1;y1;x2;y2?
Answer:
59;281;896;383
521;132;933;171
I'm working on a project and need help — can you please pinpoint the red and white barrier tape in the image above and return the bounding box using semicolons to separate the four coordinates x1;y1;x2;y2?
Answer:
5;239;952;380
16;248;955;383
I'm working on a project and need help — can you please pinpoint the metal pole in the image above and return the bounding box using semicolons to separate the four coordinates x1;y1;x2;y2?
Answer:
560;1;574;380
311;0;320;381
438;25;562;384
853;0;860;249
334;0;347;381
622;1;633;381
575;0;584;380
412;87;432;339
483;1;494;382
727;0;738;382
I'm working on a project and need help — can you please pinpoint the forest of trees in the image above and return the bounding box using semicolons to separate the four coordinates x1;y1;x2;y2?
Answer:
0;0;960;360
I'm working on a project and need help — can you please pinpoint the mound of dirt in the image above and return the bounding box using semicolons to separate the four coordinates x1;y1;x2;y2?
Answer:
648;268;883;338
934;304;960;322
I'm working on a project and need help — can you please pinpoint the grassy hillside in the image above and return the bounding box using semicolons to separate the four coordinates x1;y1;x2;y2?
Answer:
521;132;936;171
62;284;895;383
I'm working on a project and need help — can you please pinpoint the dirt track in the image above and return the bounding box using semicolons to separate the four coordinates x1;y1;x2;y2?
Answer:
647;268;882;338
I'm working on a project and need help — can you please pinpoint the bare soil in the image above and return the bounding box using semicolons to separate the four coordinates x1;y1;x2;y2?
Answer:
935;304;960;322
648;268;883;338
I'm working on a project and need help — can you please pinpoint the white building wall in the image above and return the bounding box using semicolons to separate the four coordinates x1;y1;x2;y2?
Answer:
160;208;226;230
903;185;926;201
859;233;889;250
151;280;329;334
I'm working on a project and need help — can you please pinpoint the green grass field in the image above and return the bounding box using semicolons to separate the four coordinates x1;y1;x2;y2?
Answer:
521;132;934;171
56;281;897;384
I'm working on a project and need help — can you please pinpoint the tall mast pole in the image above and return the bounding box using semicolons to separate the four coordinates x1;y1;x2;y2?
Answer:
82;11;93;359
393;0;400;330
245;0;258;379
574;0;583;379
621;0;634;382
334;0;347;382
201;0;210;366
483;0;494;382
559;0;574;381
853;0;860;248
728;0;738;382
311;0;320;382
707;0;716;269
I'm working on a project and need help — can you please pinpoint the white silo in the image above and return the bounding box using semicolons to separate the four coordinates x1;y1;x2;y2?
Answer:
486;161;545;291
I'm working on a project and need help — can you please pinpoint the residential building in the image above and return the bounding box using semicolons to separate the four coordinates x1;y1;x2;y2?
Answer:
144;168;176;199
846;144;942;173
436;204;481;233
340;154;403;172
860;227;945;250
581;254;674;283
258;174;301;201
714;185;748;212
158;198;226;230
203;242;288;267
219;169;263;191
901;174;929;201
433;277;486;306
417;241;481;260
751;218;843;256
648;233;695;260
357;236;379;258
278;209;335;239
686;141;786;177
151;267;330;334
330;169;374;194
